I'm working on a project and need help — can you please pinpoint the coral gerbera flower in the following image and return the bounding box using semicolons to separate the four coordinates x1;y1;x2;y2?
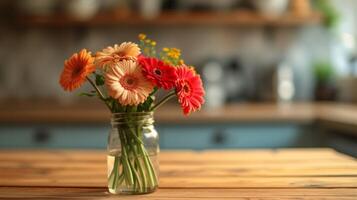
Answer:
95;42;141;69
59;49;95;91
175;65;205;115
138;56;177;90
105;60;154;106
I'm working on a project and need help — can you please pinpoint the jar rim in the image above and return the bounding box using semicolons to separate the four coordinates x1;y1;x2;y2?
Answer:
111;112;154;125
111;111;154;116
111;111;154;124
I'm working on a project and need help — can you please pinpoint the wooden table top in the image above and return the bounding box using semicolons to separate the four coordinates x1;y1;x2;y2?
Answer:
0;148;356;199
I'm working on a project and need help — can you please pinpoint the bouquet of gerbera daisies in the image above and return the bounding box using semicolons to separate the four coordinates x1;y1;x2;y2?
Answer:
58;34;205;194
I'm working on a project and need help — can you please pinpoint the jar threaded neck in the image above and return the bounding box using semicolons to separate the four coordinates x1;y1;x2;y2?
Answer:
110;112;154;126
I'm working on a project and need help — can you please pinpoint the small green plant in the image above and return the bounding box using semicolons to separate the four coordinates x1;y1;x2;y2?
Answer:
313;61;335;83
314;0;339;29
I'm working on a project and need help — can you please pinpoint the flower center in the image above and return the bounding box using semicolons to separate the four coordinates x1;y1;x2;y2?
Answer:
112;51;130;62
182;82;191;95
120;74;138;90
115;50;130;58
72;67;82;78
154;68;162;76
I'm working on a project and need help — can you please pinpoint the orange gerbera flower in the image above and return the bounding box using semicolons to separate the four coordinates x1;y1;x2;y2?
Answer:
59;49;95;91
95;42;141;69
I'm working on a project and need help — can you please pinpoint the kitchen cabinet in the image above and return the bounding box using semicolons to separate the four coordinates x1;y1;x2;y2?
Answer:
0;123;322;149
160;124;323;149
0;126;108;149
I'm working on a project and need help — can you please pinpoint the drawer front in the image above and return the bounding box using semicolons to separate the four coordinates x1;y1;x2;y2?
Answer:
159;127;215;149
224;125;302;148
0;126;109;149
159;124;306;149
0;127;35;148
49;127;108;148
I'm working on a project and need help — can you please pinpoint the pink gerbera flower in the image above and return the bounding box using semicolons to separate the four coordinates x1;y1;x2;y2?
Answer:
95;42;140;69
175;65;205;115
138;56;177;90
105;60;154;106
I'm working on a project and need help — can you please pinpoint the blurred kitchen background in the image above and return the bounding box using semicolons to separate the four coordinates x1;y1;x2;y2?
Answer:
1;0;357;156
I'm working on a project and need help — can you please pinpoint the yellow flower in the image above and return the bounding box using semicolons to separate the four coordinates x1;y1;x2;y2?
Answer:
163;47;169;52
151;41;156;46
168;51;180;59
172;48;180;53
163;58;170;64
165;48;181;60
189;66;196;74
144;47;150;54
145;39;151;43
138;33;146;40
179;59;184;65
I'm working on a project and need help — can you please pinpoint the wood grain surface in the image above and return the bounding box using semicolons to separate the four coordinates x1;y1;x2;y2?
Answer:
0;148;356;199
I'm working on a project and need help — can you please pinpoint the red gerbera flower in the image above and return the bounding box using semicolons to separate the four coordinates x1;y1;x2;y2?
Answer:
175;65;205;115
138;56;177;90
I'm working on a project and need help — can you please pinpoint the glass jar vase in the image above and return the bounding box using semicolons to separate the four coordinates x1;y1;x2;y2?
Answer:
107;112;159;194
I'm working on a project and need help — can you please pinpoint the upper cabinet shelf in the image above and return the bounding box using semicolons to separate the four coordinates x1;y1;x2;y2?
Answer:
16;10;322;28
14;0;323;28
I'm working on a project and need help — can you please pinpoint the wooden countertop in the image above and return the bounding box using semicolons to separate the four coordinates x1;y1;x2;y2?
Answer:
1;101;357;126
0;149;356;199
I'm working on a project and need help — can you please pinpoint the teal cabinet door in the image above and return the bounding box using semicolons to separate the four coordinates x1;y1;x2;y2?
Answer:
159;126;215;149
159;124;318;149
0;126;109;149
224;125;304;148
0;127;35;148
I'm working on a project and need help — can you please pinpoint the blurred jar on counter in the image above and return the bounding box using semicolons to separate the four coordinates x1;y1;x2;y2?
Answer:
202;59;226;108
138;0;162;19
64;0;100;20
277;62;295;103
252;0;289;16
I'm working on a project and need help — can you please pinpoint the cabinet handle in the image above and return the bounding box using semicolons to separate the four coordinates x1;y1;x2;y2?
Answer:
33;129;51;144
212;130;226;145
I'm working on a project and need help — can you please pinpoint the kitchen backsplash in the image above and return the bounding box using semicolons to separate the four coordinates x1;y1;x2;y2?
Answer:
0;26;299;100
0;25;353;104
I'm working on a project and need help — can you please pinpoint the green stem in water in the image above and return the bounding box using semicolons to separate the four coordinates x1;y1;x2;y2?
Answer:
126;124;157;188
133;143;148;190
126;142;142;192
138;143;156;187
86;76;111;111
119;132;134;186
150;91;176;111
108;156;119;189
